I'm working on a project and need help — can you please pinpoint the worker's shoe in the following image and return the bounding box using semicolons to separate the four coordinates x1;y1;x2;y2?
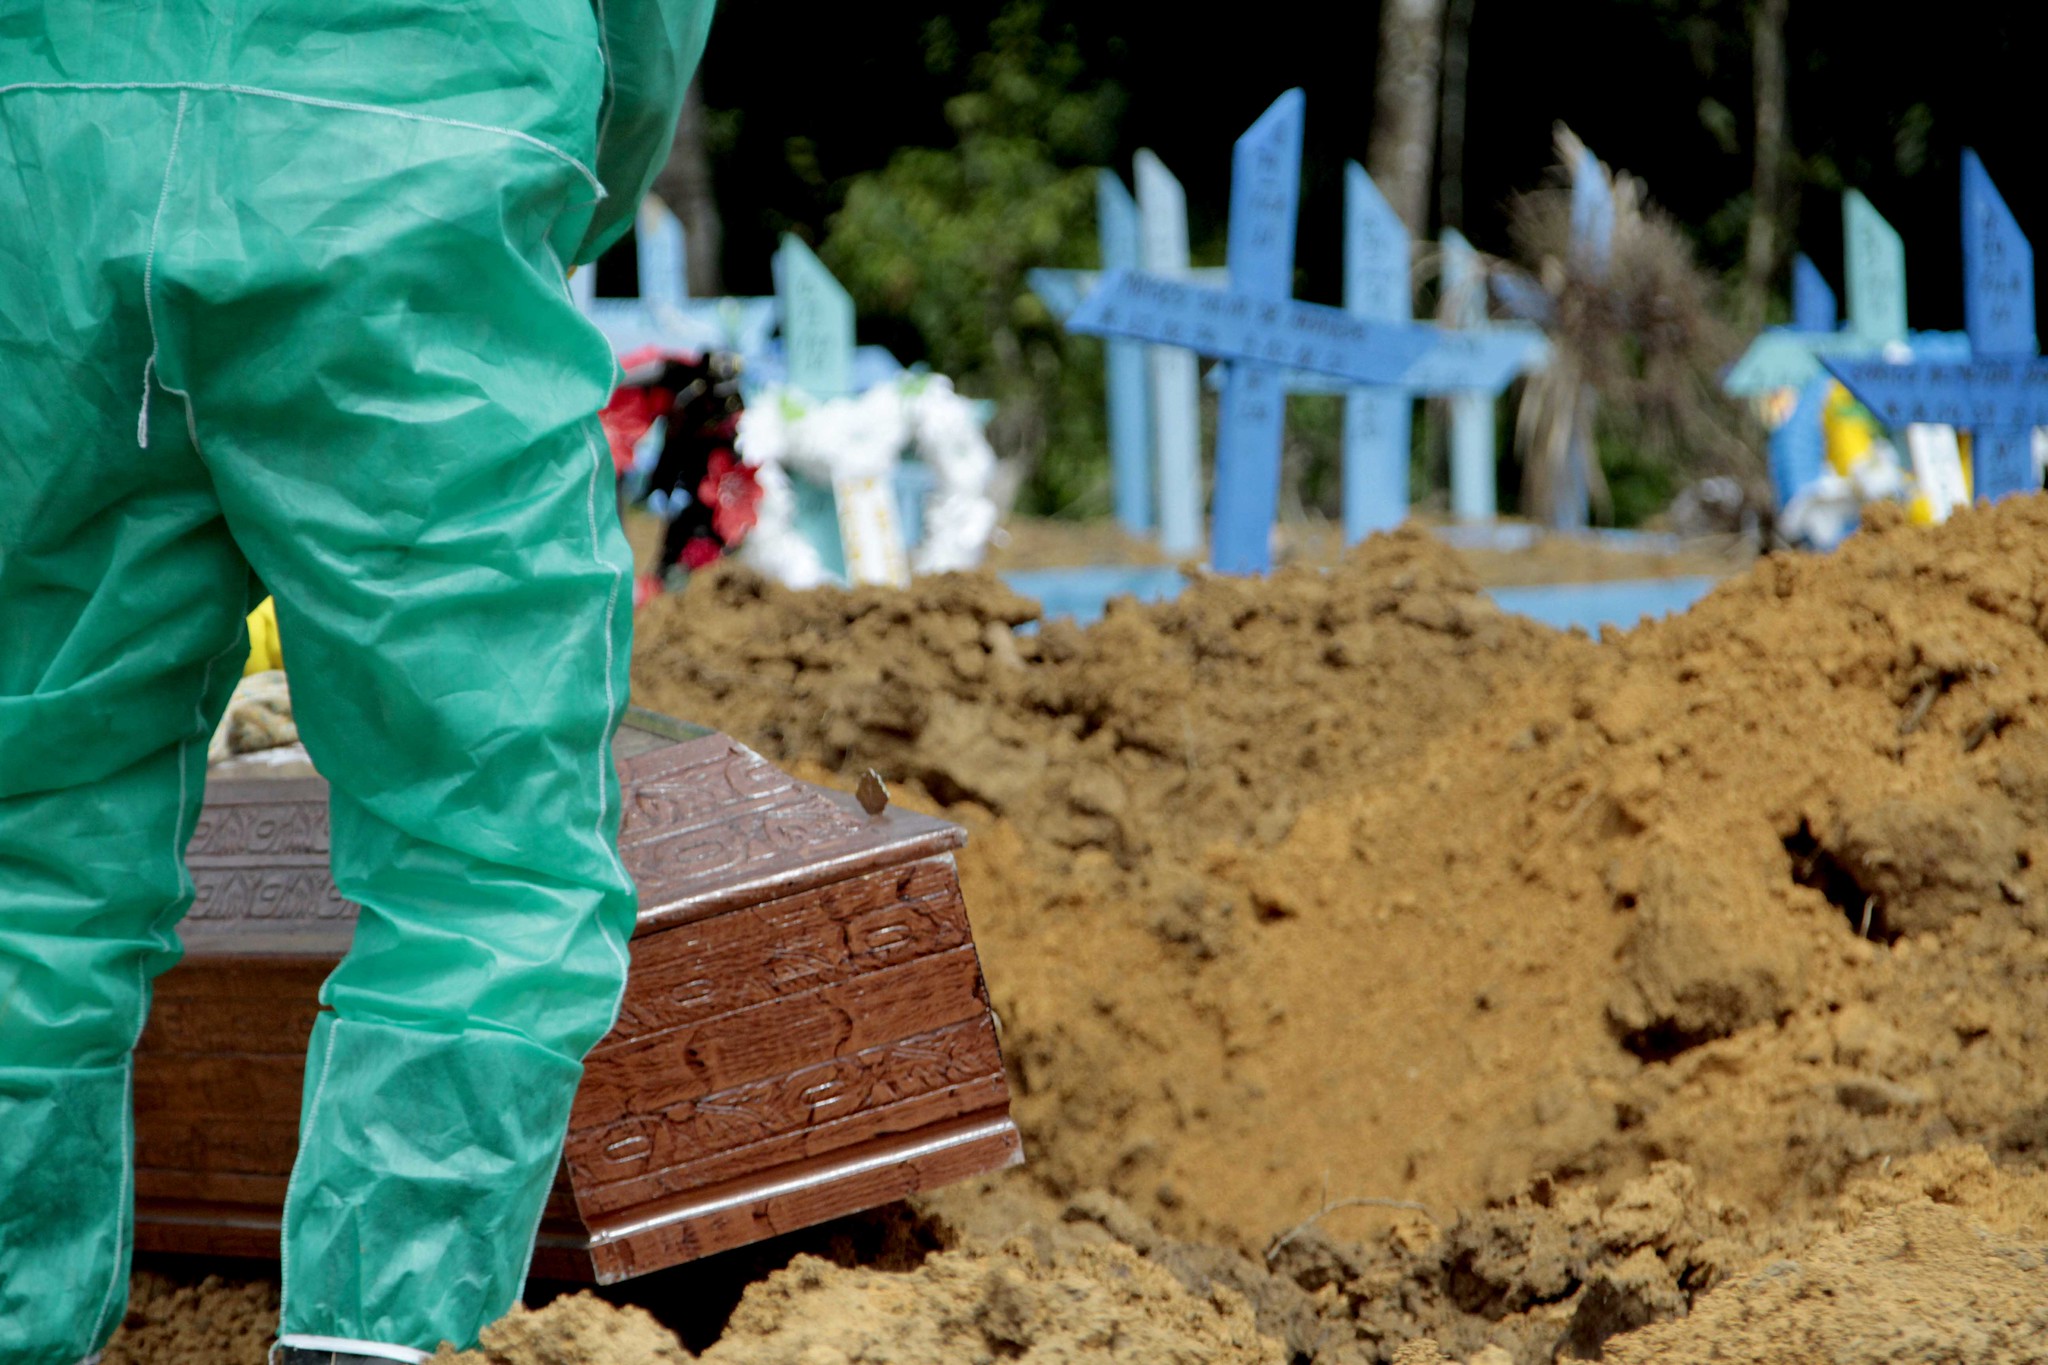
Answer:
272;1342;430;1365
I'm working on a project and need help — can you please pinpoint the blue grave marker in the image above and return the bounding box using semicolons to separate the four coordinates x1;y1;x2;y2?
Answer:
777;234;855;400
1845;190;1908;347
1136;150;1206;557
1098;171;1154;533
576;198;784;362
1211;90;1307;575
1051;115;1536;565
1440;228;1501;524
1962;149;2036;358
1792;254;1838;333
1826;151;2044;503
1726;195;1922;397
1073;253;1532;574
1341;160;1414;542
1723;195;1970;519
638;199;687;311
1028;182;1222;546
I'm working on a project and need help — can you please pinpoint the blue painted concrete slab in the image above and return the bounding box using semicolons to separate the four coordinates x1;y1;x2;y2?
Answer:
1484;577;1718;633
1000;567;1189;626
999;565;1717;633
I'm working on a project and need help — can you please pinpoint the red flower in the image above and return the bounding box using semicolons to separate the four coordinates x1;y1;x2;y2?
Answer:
598;384;670;477
697;449;763;546
679;536;723;570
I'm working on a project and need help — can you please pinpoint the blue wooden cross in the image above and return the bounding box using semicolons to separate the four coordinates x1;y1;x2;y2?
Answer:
1725;193;1976;514
1208;90;1308;574
1051;99;1533;568
1032;155;1222;555
1340;161;1414;541
1267;177;1541;537
1825;151;2045;504
775;235;855;400
1136;149;1208;557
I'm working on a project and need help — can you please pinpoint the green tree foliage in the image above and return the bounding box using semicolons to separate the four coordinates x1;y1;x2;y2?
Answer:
821;4;1125;515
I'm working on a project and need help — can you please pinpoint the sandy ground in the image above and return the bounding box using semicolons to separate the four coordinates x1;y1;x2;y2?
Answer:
123;501;2048;1363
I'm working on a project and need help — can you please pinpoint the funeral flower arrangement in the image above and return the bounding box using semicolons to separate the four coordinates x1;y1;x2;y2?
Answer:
734;372;1000;589
600;347;760;602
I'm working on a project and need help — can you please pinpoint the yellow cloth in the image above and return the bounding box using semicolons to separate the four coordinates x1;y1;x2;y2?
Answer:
1822;382;1877;476
243;596;284;676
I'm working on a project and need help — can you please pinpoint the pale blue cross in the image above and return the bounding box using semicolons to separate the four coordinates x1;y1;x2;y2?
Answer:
1028;158;1226;552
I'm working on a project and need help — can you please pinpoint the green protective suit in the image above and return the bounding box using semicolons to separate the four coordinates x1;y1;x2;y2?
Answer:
0;3;712;1359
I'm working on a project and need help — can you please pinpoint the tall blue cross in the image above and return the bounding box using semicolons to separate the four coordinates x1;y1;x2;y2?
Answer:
1726;195;1916;398
1825;151;2045;504
1208;90;1308;573
1340;161;1414;541
775;235;855;400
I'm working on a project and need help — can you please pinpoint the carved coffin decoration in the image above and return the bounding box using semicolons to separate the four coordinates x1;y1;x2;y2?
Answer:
136;712;1021;1282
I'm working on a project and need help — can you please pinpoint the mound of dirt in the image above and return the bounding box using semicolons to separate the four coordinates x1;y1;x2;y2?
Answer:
633;530;1582;1231
634;526;1563;860
635;502;2048;1254
1235;499;2048;1238
409;1144;2048;1365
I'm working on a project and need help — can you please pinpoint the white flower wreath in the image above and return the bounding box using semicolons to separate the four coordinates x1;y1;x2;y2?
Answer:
734;373;1000;589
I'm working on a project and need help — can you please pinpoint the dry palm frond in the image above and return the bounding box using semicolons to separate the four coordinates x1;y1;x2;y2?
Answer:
1493;126;1763;526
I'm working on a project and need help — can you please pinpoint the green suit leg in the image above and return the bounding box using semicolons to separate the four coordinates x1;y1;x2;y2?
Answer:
147;96;640;1353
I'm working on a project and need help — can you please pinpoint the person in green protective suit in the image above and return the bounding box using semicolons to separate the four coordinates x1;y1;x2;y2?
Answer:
0;4;713;1362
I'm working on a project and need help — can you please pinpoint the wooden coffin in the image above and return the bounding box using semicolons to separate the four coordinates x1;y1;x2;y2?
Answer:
136;710;1021;1282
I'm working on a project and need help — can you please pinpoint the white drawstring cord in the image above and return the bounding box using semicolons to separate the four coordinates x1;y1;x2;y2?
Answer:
137;91;190;448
